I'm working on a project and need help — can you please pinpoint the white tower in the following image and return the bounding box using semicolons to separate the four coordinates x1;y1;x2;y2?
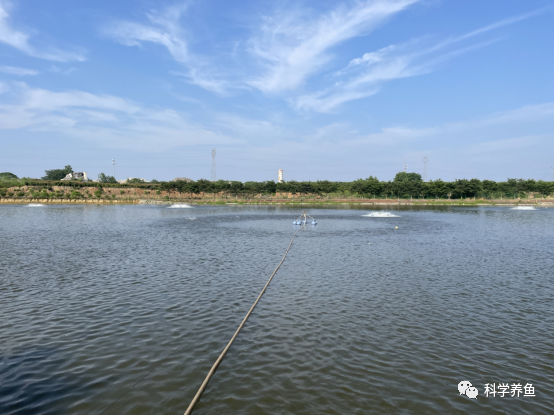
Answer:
278;169;283;183
211;149;216;181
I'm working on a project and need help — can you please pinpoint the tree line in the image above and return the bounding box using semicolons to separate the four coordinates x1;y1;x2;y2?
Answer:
160;173;554;199
2;169;553;199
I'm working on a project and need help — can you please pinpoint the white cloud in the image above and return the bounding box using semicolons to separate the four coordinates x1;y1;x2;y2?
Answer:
335;102;554;149
0;1;85;61
292;7;548;112
248;0;419;93
49;65;76;75
0;82;241;150
105;5;188;63
104;4;230;94
0;65;38;76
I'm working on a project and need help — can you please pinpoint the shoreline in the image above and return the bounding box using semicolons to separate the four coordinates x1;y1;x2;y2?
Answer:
1;197;553;207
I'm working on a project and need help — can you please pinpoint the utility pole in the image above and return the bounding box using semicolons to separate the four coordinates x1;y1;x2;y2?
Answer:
422;156;428;181
211;149;216;181
404;163;407;173
112;159;115;179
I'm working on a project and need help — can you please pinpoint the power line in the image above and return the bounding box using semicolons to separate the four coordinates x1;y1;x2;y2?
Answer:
211;149;216;181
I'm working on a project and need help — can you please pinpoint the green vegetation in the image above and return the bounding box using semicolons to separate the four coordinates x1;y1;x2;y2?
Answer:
127;178;145;183
42;165;73;181
98;173;117;183
394;172;422;182
1;170;553;201
0;172;18;180
157;175;554;200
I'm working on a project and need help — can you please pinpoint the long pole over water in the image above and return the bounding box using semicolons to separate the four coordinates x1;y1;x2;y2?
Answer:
183;225;305;415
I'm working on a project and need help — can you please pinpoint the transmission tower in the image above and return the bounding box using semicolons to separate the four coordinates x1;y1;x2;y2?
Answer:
211;148;216;181
112;159;115;178
404;163;407;173
422;156;428;181
551;165;554;181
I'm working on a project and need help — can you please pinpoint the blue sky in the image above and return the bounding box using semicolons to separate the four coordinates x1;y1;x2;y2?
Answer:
0;0;553;182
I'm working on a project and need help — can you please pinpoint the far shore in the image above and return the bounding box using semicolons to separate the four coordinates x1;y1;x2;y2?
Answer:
2;197;553;207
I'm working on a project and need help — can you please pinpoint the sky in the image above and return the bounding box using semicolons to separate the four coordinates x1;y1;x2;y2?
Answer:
0;0;553;182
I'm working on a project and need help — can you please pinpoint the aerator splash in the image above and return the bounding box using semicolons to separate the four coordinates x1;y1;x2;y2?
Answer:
293;211;317;225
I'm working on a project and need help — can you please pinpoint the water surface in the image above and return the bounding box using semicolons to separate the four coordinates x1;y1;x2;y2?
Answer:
1;204;553;414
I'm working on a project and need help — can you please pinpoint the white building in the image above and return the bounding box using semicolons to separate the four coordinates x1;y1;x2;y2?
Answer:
278;169;283;183
61;172;89;181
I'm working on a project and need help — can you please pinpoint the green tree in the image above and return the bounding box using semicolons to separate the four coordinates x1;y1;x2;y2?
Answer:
42;165;73;180
482;180;497;197
393;172;423;182
127;178;145;183
0;172;18;180
229;181;243;198
467;179;483;198
98;173;117;183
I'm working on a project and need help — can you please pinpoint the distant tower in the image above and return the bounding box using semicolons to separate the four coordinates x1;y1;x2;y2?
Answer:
422;156;428;181
551;165;554;181
112;159;115;178
404;163;407;173
278;169;283;183
211;148;216;181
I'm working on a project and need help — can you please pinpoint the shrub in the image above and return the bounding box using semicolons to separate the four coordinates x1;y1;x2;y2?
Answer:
7;192;14;197
111;194;116;198
156;190;161;195
0;172;18;179
120;190;125;195
94;190;102;198
16;191;25;197
144;190;150;194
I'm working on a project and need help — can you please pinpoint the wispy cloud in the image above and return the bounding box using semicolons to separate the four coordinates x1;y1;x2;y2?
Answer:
49;65;76;75
0;1;85;61
0;82;240;150
292;8;547;112
293;38;497;112
104;3;230;94
105;4;189;62
100;2;550;113
338;102;554;148
0;65;38;76
248;0;419;93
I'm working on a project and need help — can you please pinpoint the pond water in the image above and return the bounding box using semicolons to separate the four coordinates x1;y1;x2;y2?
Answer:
1;204;553;415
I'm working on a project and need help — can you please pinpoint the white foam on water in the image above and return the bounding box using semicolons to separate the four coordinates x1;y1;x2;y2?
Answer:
362;212;400;217
185;217;197;220
167;204;192;208
26;204;45;207
511;206;536;210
